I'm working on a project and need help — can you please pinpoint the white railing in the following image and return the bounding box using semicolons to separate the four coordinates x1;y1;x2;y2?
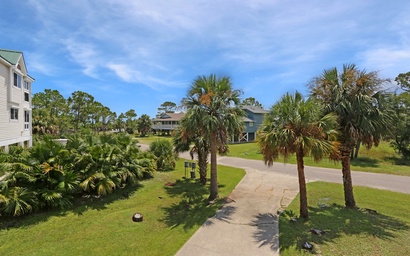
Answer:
152;124;179;130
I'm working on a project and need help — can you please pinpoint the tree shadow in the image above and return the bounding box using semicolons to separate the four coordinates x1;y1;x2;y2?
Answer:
252;213;279;252
279;204;409;254
350;157;380;168
383;156;410;166
161;178;233;231
0;183;143;230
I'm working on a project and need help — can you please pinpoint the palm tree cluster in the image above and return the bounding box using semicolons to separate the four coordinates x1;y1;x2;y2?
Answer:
258;64;392;218
175;74;245;200
0;133;156;217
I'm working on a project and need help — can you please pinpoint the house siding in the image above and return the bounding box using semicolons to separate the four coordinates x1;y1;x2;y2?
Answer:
0;63;9;142
0;52;33;149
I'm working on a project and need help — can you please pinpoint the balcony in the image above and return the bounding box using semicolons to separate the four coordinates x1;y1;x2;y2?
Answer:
152;123;180;130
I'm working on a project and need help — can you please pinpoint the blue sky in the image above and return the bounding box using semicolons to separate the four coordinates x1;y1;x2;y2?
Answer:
2;0;410;118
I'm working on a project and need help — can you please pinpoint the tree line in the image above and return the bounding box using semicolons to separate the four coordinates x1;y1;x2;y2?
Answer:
32;90;152;136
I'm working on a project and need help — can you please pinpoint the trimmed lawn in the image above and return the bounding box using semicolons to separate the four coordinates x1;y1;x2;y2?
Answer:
227;141;410;176
137;135;173;144
279;182;410;255
0;159;245;256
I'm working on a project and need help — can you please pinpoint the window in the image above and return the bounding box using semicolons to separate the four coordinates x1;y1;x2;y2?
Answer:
24;92;29;102
13;73;21;88
24;111;30;130
24;81;30;90
10;108;18;120
249;122;254;127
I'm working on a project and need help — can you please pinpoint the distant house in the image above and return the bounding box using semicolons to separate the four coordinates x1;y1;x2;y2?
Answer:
232;105;268;143
151;112;185;134
0;49;34;151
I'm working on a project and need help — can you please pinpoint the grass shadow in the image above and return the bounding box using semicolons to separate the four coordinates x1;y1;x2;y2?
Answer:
252;213;279;252
279;204;409;254
383;156;410;166
350;157;380;168
0;183;143;230
161;178;232;231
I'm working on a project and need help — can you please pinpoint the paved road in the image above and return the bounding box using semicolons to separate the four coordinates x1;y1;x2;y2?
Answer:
140;143;409;194
215;156;410;194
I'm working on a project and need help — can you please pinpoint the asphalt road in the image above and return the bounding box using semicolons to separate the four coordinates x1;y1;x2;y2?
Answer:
140;143;410;194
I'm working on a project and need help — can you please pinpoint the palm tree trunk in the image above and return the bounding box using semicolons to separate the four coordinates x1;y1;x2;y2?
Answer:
208;133;218;200
354;140;361;158
341;148;356;208
296;150;308;219
198;148;208;185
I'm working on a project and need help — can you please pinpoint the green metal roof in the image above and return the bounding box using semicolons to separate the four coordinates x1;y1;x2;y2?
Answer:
0;49;22;65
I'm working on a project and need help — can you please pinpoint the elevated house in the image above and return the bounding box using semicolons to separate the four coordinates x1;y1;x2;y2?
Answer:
151;106;268;142
233;105;268;143
151;112;185;135
0;49;34;151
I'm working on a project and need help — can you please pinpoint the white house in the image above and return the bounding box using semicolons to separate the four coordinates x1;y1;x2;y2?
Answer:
0;49;34;151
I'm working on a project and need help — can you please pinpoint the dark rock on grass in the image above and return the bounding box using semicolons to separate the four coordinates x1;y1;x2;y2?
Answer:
310;228;326;235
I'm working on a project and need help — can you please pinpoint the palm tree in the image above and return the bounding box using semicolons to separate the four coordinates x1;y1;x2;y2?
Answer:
183;74;244;200
309;64;392;208
137;114;152;136
173;114;210;185
149;139;177;172
258;92;337;219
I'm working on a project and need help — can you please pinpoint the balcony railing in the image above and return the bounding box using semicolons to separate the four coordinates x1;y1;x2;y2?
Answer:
152;124;180;130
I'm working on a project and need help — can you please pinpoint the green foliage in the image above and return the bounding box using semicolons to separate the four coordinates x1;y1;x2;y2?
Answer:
389;92;410;159
241;97;263;108
157;101;177;117
137;114;152;136
0;161;245;256
149;139;177;171
395;71;410;92
0;133;155;217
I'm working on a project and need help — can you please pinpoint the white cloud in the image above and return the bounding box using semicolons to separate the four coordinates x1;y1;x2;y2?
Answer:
360;47;410;78
63;39;100;77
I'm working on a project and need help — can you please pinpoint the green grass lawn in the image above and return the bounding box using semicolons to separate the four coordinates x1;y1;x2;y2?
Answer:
0;159;245;256
227;141;410;176
279;182;410;255
137;135;173;144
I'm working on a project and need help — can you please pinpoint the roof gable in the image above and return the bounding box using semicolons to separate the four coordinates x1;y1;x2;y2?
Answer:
154;112;185;121
242;105;269;114
0;49;22;65
0;49;33;80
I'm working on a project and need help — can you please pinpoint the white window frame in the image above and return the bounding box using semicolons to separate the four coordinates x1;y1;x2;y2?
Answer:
24;110;30;130
10;108;19;120
24;81;30;90
13;73;22;88
24;92;30;102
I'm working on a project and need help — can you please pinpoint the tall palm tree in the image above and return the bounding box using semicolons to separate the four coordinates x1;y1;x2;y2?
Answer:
309;64;392;208
258;92;337;219
183;74;244;200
